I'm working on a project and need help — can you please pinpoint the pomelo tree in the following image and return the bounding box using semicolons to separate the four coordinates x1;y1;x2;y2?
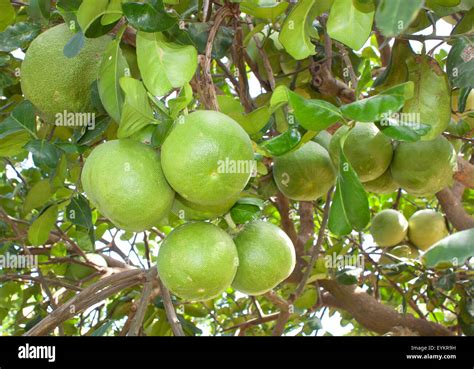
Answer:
0;0;473;337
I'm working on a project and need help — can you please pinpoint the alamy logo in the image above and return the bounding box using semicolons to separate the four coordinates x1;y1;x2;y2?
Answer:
55;110;95;130
217;158;258;177
0;253;38;269
18;344;56;362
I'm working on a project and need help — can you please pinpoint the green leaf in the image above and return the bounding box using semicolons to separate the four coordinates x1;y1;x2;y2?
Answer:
28;205;58;246
379;120;431;142
63;29;85;58
329;144;370;235
340;82;414;122
24;139;59;169
375;0;424;37
279;0;318;60
2;100;37;138
187;23;234;59
66;194;94;239
118;77;155;138
230;203;262;224
0;131;30;156
327;0;375;50
287;90;342;130
77;0;109;35
422;229;474;269
447;35;474;89
168;83;193;118
136;31;197;97
0;22;41;52
23;179;54;214
123;1;177;33
260;128;301;156
27;0;51;22
101;0;123;25
0;0;15;32
98;28;129;122
240;0;289;20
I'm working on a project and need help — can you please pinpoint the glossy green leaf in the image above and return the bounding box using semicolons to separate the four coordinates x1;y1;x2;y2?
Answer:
328;181;352;236
118;77;155;138
0;22;41;52
123;1;177;33
279;0;318;60
340;82;414;122
27;0;51;22
136;31;197;97
288;90;343;130
240;0;288;20
447;35;474;89
375;0;424;37
379;120;431;142
24;139;60;168
98;28;129;122
187;23;234;59
101;0;122;25
327;0;375;50
23;179;54;214
0;131;30;156
28;205;58;246
66;194;93;231
422;229;474;269
1;100;37;137
260;128;302;156
0;0;15;32
77;0;109;34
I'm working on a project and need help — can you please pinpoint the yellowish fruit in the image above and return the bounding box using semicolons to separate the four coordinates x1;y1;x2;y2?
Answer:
408;209;449;251
273;141;336;201
161;111;254;206
370;209;408;247
81;139;175;232
20;23;110;122
232;221;296;295
157;222;239;301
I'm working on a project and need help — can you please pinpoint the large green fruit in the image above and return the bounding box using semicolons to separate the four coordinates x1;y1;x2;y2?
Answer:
363;169;399;194
157;222;239;301
379;245;420;265
171;194;237;221
330;123;393;182
273;141;336;201
370;209;408;247
161;111;254;206
20;23;110;121
68;253;107;281
81;139;175;232
408;209;449;251
312;131;332;150
232;221;296;295
391;136;456;197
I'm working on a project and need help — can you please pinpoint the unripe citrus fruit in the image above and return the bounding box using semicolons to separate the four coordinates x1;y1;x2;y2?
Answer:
68;253;107;280
408;209;448;251
171;194;237;221
379;245;419;265
81;139;174;232
391;136;456;197
157;222;239;301
363;169;399;194
312;131;332;150
161;111;254;206
232;221;296;295
20;23;110;121
330;123;393;182
273;141;336;201
370;209;408;247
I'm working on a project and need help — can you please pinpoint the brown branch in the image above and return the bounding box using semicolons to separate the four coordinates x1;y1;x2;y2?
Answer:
24;269;146;336
158;279;185;336
274;191;298;244
320;280;454;336
127;268;157;336
436;187;474;230
454;157;474;189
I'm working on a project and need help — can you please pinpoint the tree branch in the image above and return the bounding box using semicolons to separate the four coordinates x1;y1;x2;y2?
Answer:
158;279;185;337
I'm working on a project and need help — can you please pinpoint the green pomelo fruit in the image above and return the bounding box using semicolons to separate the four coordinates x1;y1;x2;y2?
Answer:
330;123;393;182
391;136;456;197
157;222;239;301
370;209;408;247
363;169;399;194
312;131;332;150
294;287;318;310
81;139;175;232
20;23;110;122
408;209;449;251
68;253;107;281
232;221;296;295
171;194;238;221
379;244;420;265
273;141;336;201
161;111;254;206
